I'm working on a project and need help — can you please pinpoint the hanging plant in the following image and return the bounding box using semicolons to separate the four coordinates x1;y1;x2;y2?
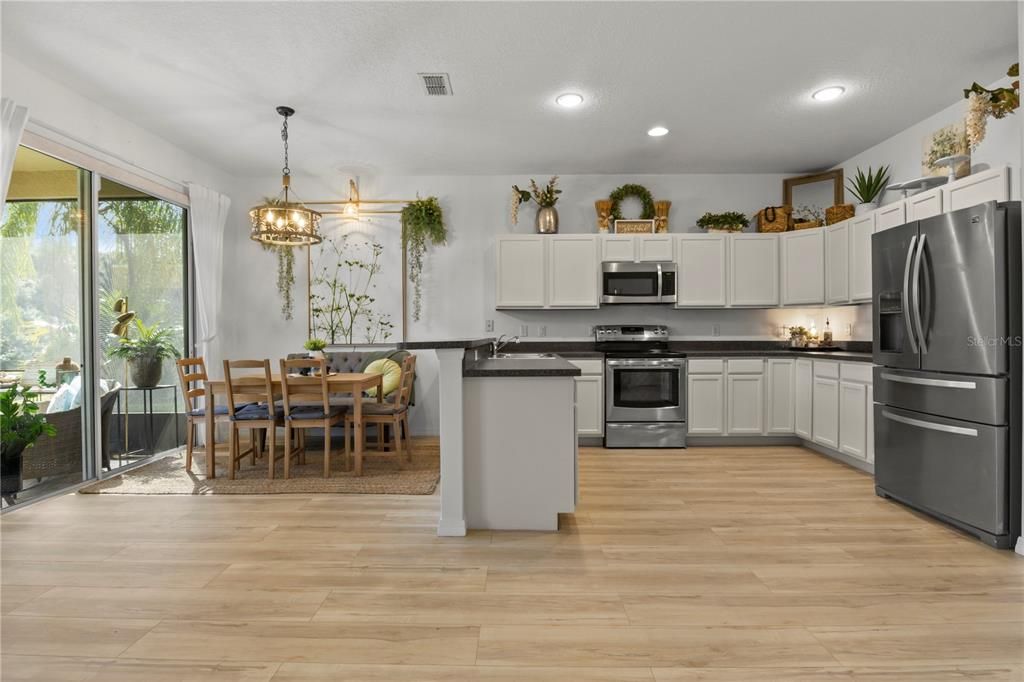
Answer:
964;64;1020;150
401;196;447;322
609;184;655;221
256;196;296;320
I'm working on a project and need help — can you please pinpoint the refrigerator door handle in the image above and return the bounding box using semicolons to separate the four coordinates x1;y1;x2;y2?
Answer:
881;409;979;437
879;372;977;390
902;234;919;353
910;233;927;353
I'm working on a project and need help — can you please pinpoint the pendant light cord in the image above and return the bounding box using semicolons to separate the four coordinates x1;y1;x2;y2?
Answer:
281;115;290;178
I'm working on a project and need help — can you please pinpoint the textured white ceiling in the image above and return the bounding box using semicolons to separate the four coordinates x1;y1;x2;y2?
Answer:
2;1;1017;176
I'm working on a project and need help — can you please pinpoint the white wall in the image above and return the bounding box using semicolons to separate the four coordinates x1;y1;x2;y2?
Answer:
836;76;1021;206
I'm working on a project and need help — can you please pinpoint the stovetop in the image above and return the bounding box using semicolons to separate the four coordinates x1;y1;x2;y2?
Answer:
603;349;688;359
594;324;686;358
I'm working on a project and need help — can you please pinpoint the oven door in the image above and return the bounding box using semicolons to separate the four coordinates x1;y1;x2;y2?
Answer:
605;358;685;422
602;262;662;304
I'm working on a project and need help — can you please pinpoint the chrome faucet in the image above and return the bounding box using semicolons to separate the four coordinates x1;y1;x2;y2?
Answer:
491;334;520;356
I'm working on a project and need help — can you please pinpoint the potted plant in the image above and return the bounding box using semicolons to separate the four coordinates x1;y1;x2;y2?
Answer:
401;197;447;322
1;385;56;497
511;176;561;234
788;326;810;348
697;211;748;233
847;165;890;215
107;319;181;388
304;338;327;360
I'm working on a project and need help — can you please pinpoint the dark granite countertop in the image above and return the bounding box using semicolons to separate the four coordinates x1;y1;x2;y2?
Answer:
509;341;874;364
684;349;874;363
398;338;493;350
463;356;581;377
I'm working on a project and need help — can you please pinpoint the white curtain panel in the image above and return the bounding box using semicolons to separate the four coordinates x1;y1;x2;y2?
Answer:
0;98;30;218
186;183;231;365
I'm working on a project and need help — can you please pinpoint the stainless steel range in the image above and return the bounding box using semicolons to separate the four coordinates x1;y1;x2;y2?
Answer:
595;324;686;448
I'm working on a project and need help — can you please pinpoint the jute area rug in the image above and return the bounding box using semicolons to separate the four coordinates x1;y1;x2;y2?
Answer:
80;437;440;496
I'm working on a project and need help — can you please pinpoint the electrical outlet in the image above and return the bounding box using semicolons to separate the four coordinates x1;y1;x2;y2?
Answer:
712;323;720;337
845;323;854;337
485;319;494;333
538;325;547;338
520;324;529;337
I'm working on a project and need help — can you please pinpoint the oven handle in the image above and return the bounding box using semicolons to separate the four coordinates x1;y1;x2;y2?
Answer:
606;359;685;368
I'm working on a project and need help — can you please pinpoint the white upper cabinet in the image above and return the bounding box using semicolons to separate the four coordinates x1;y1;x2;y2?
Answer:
495;236;546;308
636;235;675;262
906;187;943;221
728;234;779;307
781;230;824;306
942;166;1010;212
547;235;599;308
675;234;727;307
875;200;907;232
825;221;850;304
848;212;874;302
601;235;636;262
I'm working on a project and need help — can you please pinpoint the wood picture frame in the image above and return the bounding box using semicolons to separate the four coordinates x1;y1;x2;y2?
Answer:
783;170;845;207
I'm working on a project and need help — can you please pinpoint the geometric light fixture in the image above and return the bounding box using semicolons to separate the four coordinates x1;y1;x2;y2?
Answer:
249;106;323;246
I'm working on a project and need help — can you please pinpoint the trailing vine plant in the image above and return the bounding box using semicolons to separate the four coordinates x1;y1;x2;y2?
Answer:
400;197;447;322
257;197;296;320
310;234;394;344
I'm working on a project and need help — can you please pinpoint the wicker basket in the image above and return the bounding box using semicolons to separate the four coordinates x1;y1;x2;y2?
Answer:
826;204;855;225
793;219;823;231
757;205;791;233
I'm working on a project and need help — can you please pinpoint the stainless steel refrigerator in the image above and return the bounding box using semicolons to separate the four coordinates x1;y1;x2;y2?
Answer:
872;200;1021;548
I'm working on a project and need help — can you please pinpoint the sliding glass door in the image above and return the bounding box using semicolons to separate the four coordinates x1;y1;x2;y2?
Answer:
1;145;190;507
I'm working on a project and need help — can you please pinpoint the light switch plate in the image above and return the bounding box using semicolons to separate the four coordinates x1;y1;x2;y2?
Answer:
845;323;854;337
520;324;529;336
712;323;720;337
538;325;547;337
485;319;494;332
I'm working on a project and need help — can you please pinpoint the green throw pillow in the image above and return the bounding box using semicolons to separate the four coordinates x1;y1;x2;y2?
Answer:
364;358;402;397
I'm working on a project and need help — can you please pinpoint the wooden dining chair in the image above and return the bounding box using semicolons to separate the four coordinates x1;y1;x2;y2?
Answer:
176;357;257;472
222;359;286;479
344;354;416;475
279;357;347;479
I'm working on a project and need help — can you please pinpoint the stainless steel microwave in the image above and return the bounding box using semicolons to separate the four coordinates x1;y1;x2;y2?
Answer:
601;261;677;304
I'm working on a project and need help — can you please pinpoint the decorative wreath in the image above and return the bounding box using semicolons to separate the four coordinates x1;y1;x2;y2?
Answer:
609;184;656;221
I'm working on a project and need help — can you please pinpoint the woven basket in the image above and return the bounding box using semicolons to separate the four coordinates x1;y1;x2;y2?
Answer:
826;204;855;225
757;206;791;233
793;219;823;231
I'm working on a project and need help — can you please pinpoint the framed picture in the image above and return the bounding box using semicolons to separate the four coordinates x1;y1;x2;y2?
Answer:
613;219;656;234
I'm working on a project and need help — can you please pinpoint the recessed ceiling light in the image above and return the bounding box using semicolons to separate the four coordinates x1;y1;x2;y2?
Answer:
555;93;584;108
812;86;846;102
647;126;669;137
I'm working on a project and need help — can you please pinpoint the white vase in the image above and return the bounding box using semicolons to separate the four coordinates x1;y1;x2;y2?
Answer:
855;202;878;216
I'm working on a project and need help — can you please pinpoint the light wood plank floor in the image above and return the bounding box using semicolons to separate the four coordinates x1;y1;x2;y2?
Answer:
2;444;1023;681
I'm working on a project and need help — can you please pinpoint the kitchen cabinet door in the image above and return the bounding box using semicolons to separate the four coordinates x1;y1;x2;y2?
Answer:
547;235;599;308
875;201;907;232
848;213;875;302
727;373;764;435
729;234;779;306
812;376;840;449
676;234;727;307
601;236;636;262
495;236;545;308
781;230;824;306
906;187;943;221
636;235;674;262
942;166;1009;212
795;359;812;439
826;222;850;304
839;380;868;460
574;375;604;436
687;373;724;435
766;358;795;434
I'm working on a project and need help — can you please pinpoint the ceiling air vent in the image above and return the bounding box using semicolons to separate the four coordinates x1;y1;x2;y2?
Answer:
419;73;452;96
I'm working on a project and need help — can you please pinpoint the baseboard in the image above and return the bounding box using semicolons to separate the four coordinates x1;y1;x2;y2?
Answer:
578;436;604;447
800;440;875;474
686;435;801;446
437;518;467;537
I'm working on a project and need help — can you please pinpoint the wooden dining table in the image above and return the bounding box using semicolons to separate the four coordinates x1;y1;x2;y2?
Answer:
203;372;384;478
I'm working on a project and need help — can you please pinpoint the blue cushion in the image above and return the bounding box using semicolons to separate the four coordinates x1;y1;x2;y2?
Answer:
288;405;346;421
231;403;276;421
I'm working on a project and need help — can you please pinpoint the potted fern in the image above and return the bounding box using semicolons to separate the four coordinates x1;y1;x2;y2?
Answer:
401;197;447;322
107;319;181;388
847;165;890;215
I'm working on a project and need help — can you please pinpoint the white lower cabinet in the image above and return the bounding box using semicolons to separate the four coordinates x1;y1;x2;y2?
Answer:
726;372;764;434
794;359;813;439
569;360;604;437
766;358;795;434
838;362;873;461
687;372;725;435
811;361;840;449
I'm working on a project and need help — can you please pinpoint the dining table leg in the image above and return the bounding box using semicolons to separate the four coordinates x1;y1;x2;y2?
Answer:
353;390;363;477
205;385;216;479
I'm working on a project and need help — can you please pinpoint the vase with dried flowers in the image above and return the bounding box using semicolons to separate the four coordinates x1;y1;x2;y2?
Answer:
594;199;612;233
964;63;1019;151
511;177;561;234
